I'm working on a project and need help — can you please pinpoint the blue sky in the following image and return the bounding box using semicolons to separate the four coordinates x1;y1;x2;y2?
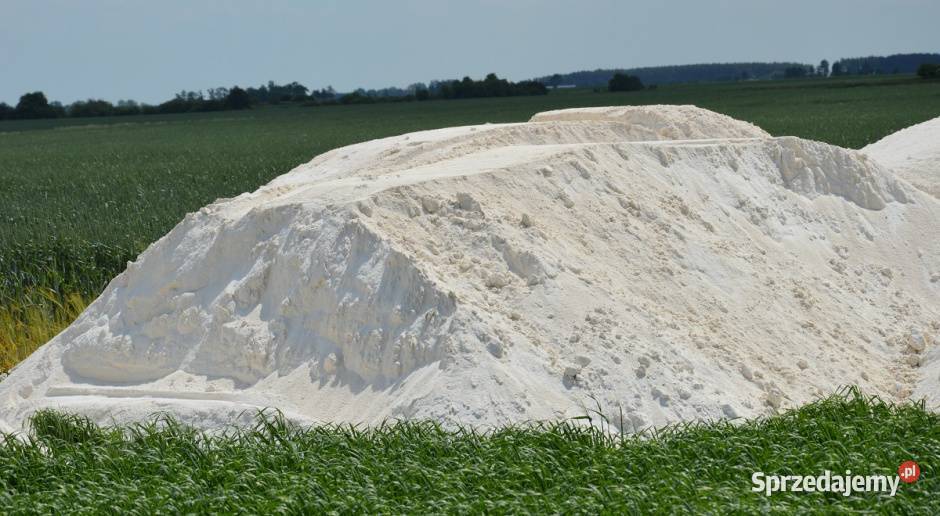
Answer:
2;0;938;105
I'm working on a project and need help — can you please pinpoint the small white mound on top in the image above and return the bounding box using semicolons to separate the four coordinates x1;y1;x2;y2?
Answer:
530;105;770;140
864;116;940;198
1;106;938;433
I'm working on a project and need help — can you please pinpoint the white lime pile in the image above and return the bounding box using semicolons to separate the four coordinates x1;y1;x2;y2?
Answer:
863;116;940;198
1;106;938;433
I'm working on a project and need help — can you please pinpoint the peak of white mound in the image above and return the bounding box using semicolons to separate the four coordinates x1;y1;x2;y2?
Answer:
529;105;771;140
864;116;940;198
1;106;938;432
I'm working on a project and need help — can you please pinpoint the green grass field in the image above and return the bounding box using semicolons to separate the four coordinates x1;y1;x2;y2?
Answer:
1;389;936;513
1;75;939;512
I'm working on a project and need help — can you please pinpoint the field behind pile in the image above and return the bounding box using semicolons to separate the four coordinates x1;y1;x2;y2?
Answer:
2;74;940;369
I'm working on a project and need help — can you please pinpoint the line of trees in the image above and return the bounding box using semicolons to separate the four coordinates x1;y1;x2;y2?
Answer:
784;65;813;78
148;87;253;114
538;53;940;87
782;62;826;78
778;54;940;79
5;54;935;122
788;54;940;78
0;81;347;121
339;74;548;104
539;62;813;88
0;87;255;121
0;73;548;121
433;74;547;99
830;53;940;76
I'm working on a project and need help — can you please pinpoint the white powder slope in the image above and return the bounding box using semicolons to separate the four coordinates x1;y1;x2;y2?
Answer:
864;116;940;198
1;106;938;433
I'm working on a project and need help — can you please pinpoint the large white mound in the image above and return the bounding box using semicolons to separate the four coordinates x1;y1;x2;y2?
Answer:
1;106;939;433
864;116;940;198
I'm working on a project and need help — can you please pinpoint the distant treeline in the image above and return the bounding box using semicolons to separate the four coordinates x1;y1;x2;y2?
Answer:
0;73;546;121
538;53;940;87
538;62;812;87
4;53;937;121
433;74;547;99
297;74;548;105
0;87;257;120
830;53;940;76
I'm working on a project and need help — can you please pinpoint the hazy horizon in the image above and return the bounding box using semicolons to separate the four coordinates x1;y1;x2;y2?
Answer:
2;0;938;105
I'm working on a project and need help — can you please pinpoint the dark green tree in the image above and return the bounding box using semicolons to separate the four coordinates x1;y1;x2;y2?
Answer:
918;63;940;79
224;86;253;109
608;73;644;92
15;91;62;119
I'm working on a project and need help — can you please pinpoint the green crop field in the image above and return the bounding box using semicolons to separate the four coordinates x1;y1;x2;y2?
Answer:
1;389;937;512
1;75;939;512
2;74;939;370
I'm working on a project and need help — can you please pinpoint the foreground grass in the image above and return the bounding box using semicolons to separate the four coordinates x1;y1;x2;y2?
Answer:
0;388;936;513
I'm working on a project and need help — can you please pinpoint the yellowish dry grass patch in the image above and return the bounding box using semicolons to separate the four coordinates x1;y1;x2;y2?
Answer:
0;290;87;373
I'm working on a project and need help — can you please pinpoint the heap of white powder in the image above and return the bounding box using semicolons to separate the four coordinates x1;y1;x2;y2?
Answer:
1;106;938;432
863;116;940;199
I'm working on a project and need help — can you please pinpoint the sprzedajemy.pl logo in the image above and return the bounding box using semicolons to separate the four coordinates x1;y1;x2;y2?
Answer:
752;461;920;497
